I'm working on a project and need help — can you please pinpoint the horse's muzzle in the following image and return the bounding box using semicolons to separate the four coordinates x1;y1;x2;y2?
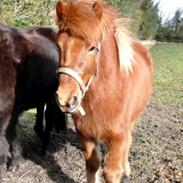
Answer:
55;91;82;114
56;67;94;116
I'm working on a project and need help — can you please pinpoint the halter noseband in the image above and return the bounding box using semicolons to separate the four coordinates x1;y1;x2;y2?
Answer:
56;67;94;116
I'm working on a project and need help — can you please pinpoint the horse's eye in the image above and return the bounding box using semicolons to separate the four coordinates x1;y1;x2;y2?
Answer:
88;46;96;52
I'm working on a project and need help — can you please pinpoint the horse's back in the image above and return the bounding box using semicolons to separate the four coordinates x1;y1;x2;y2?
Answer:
15;26;59;108
133;41;153;71
125;41;153;123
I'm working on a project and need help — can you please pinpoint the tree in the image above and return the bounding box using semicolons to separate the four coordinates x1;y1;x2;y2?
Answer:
138;0;159;39
1;0;162;40
156;9;183;42
172;9;183;42
106;0;144;35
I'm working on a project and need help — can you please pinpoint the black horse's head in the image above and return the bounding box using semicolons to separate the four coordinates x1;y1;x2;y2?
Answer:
0;24;20;64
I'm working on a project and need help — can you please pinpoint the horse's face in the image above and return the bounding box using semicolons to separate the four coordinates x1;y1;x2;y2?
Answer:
55;1;103;114
56;32;99;113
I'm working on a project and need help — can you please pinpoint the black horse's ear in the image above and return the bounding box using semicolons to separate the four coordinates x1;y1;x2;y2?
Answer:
0;32;21;64
93;2;103;21
56;1;66;21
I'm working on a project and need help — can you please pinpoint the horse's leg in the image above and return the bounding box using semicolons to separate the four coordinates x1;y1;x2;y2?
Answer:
80;137;100;183
103;132;132;183
6;109;22;172
41;104;53;154
0;124;9;181
34;103;45;138
0;134;5;182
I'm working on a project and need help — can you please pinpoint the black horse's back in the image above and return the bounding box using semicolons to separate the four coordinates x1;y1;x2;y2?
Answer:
14;26;59;108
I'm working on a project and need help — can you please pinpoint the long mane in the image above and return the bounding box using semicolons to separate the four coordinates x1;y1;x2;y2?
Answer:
57;0;134;73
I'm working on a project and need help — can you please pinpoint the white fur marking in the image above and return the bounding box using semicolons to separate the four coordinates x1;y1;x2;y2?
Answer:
125;161;131;176
95;170;100;183
114;27;134;73
87;170;100;183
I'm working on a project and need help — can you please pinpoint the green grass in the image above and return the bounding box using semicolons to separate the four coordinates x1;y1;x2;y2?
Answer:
150;43;183;108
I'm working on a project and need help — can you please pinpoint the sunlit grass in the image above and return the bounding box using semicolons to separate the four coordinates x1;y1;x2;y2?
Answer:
150;43;183;108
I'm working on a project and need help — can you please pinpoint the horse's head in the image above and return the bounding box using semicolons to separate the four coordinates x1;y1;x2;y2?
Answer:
55;1;103;115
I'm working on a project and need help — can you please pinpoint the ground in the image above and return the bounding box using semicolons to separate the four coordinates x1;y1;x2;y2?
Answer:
2;43;183;183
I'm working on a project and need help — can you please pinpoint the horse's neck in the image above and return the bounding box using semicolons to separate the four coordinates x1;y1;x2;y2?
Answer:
81;33;124;119
86;33;122;103
97;33;120;81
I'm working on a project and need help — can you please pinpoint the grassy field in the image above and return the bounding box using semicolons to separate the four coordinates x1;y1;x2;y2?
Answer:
3;43;183;183
151;43;183;109
129;43;183;182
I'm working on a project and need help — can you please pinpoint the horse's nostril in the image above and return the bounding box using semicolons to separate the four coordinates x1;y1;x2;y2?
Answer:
56;91;79;110
68;96;78;109
56;91;60;98
55;92;61;102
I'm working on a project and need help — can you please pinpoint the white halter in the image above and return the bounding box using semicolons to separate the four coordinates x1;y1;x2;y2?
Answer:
56;67;94;116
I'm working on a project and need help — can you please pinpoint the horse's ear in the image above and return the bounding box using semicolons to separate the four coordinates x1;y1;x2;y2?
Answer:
0;32;21;64
56;1;66;21
93;2;103;20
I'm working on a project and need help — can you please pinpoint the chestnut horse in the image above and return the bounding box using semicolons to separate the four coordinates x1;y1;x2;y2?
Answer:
55;1;153;183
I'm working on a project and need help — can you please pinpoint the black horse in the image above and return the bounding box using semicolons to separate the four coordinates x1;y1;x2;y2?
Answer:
0;23;66;174
0;25;18;181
